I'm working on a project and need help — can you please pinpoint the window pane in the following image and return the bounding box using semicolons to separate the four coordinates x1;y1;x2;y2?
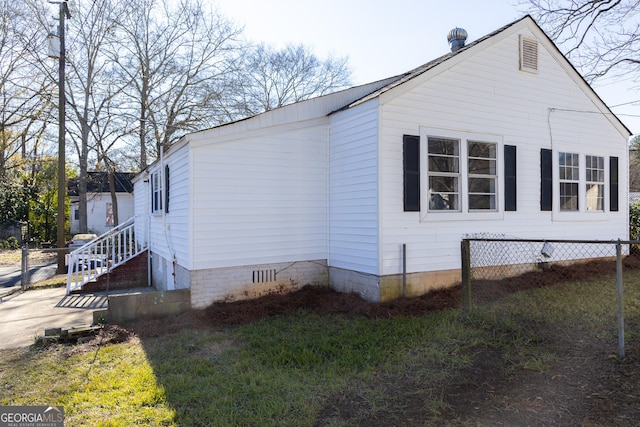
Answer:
428;137;459;156
469;177;496;193
559;152;579;180
428;155;459;173
429;176;458;193
428;137;459;173
429;176;459;211
586;183;604;211
429;193;459;210
469;194;496;210
586;155;604;183
468;141;496;158
559;164;579;180
560;182;578;211
468;158;496;175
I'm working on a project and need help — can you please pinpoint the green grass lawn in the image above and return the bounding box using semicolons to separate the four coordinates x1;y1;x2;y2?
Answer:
1;271;639;426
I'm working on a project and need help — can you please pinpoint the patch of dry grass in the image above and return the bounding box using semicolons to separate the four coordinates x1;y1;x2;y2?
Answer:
0;250;21;266
30;274;67;289
0;249;59;267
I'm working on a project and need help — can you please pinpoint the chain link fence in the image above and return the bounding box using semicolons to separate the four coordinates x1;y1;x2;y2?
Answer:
461;234;640;357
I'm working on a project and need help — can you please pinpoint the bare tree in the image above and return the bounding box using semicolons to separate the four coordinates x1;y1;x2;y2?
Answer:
112;0;242;168
225;44;352;120
0;0;55;179
60;0;127;233
521;0;640;83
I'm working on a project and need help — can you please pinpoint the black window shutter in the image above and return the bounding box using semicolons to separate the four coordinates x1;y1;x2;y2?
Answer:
150;175;156;212
540;148;553;211
610;156;619;212
504;145;517;211
164;165;170;213
403;135;420;212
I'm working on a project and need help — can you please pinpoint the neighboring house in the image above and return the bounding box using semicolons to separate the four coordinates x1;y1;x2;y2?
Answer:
133;16;630;309
69;172;135;235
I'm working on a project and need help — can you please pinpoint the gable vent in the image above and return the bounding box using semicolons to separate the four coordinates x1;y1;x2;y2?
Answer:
519;36;538;73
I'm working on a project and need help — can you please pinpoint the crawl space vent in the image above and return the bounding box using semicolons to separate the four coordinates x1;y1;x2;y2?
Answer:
519;36;538;73
253;269;277;283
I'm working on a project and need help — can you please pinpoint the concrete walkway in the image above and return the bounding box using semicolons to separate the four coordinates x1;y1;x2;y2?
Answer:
0;287;105;349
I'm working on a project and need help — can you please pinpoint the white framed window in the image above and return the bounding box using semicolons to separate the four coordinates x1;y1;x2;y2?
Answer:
420;128;503;220
558;152;579;212
543;149;618;217
151;171;162;213
427;137;460;211
585;155;604;212
468;141;497;211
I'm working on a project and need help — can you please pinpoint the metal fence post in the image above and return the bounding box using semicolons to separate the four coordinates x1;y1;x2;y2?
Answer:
461;239;471;312
402;243;407;297
21;244;29;291
616;239;625;359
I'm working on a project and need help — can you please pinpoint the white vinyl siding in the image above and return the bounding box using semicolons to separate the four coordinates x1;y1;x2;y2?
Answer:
190;119;328;270
329;100;380;275
147;146;190;270
133;178;149;248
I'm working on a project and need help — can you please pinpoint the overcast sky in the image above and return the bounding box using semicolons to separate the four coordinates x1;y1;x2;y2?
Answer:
212;0;639;135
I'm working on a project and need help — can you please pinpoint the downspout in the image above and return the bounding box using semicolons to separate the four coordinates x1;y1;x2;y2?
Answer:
146;172;152;287
160;146;176;290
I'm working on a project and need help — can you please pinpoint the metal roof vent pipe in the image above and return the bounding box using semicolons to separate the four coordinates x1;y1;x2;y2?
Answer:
448;27;468;52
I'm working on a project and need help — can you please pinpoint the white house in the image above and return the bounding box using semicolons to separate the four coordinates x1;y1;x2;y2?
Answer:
69;172;135;235
133;16;631;309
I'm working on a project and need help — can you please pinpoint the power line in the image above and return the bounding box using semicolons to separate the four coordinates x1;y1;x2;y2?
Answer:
610;100;640;108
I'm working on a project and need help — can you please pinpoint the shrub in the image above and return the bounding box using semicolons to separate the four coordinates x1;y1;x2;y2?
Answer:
631;202;640;241
5;236;19;250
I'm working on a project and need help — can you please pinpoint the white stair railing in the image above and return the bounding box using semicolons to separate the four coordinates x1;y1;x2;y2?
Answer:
66;217;147;295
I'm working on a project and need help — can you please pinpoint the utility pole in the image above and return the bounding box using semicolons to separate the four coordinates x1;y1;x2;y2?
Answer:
49;0;71;273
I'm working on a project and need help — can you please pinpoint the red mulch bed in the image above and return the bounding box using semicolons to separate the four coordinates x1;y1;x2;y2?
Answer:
202;284;462;324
